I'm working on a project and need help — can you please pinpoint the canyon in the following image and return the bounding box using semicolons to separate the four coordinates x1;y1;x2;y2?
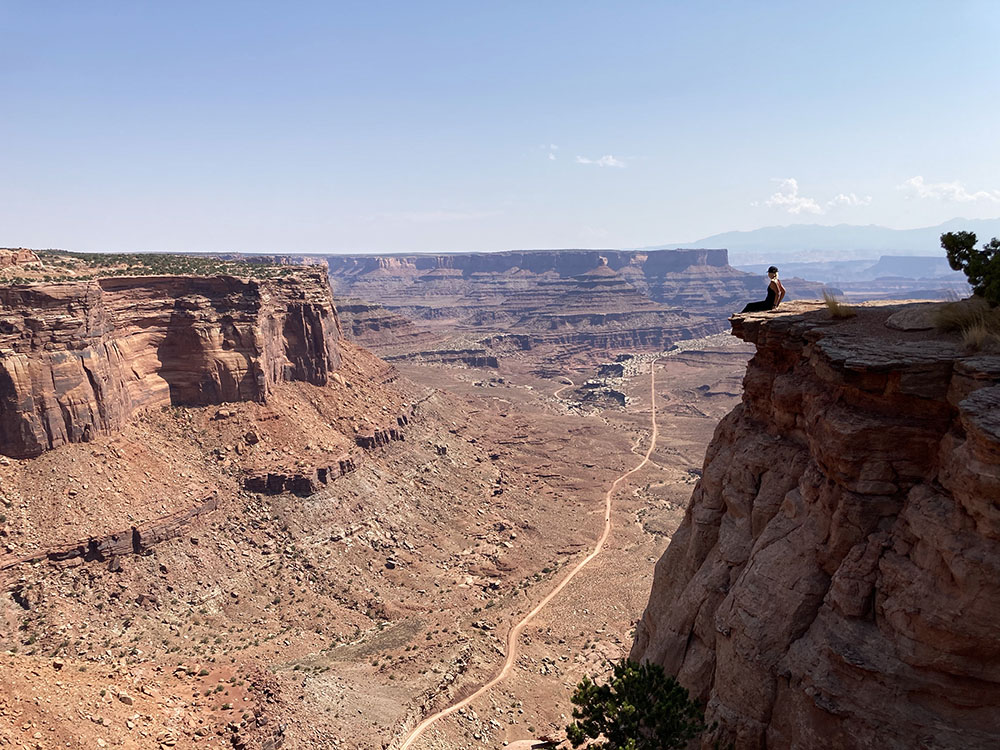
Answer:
325;249;825;361
1;247;996;750
0;251;756;750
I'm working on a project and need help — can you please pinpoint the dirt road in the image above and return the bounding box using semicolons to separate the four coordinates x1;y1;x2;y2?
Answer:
396;361;661;749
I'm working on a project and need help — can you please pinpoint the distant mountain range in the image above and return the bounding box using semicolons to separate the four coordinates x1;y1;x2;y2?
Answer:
735;255;968;285
647;217;1000;264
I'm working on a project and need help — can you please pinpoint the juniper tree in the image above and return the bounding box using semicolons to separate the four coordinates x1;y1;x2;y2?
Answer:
941;231;1000;306
566;659;710;750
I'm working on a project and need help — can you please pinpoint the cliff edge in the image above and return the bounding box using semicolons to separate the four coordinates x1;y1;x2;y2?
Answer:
0;267;341;457
630;301;1000;749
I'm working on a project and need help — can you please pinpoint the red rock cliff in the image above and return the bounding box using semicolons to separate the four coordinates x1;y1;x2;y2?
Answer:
631;302;1000;749
0;268;341;457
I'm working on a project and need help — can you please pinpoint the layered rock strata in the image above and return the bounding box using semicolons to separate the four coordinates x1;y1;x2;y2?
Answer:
0;492;219;575
631;301;1000;749
335;298;439;352
354;410;410;449
243;407;416;495
327;251;772;358
326;249;827;312
243;452;359;496
0;268;341;457
326;249;749;316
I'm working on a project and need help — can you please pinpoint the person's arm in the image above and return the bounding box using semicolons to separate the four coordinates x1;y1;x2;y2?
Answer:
776;279;786;305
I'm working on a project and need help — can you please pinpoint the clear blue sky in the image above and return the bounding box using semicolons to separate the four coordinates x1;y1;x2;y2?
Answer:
2;1;999;253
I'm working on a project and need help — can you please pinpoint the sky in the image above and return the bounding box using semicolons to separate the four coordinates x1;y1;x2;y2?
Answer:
2;1;999;254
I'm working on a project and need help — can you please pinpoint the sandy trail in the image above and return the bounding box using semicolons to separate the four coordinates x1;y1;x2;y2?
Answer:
396;361;660;749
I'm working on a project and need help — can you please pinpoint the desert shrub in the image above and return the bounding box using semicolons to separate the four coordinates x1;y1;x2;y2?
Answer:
822;290;856;319
566;659;711;750
932;297;1000;352
961;319;999;351
941;231;1000;306
933;296;994;332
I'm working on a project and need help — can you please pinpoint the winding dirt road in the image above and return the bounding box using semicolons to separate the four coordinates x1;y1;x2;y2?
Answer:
397;361;660;749
552;377;575;399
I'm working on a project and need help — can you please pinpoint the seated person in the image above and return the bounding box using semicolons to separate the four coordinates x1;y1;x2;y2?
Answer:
741;266;785;312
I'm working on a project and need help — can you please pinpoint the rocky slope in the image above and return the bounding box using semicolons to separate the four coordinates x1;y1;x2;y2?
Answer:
631;301;1000;749
0;268;341;457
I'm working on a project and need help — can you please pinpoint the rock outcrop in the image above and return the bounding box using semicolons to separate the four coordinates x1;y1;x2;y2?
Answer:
243;453;360;496
354;410;410;450
0;492;219;575
243;406;417;496
0;249;39;269
0;268;342;457
631;301;1000;749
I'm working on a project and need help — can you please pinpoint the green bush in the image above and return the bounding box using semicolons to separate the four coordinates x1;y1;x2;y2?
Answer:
941;231;1000;306
566;659;711;750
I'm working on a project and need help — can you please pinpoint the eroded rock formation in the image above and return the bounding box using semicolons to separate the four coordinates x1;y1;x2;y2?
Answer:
631;302;1000;749
326;249;755;316
335;298;437;347
326;250;797;358
0;249;39;269
0;492;219;575
0;268;341;457
243;406;417;496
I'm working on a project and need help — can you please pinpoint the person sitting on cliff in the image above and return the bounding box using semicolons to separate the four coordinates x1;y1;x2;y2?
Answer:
740;266;785;313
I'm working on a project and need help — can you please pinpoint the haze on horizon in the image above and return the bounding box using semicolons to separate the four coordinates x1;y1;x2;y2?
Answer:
2;1;999;255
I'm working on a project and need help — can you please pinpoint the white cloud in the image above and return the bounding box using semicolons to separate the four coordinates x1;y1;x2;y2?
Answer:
898;175;1000;203
752;179;873;215
576;154;626;168
548;152;556;161
542;143;559;161
827;192;872;207
759;178;823;215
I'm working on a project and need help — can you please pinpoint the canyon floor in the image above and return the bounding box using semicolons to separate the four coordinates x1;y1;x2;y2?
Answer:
0;334;753;750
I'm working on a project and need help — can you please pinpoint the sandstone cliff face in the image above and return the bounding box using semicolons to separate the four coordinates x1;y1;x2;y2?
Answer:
631;302;1000;749
0;268;341;457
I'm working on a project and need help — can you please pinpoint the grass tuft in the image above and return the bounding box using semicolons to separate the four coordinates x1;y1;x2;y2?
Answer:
933;296;1000;352
822;290;856;319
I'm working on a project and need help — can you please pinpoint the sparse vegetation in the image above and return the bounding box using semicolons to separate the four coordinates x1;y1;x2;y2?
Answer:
6;250;304;283
822;290;856;319
961;319;999;351
941;231;1000;306
566;659;712;750
932;296;1000;352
